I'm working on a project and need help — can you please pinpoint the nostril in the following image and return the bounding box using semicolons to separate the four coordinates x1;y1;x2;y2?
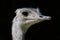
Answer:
40;16;43;18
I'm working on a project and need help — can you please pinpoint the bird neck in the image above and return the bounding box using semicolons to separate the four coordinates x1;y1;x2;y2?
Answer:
12;19;32;40
12;20;23;40
12;18;39;40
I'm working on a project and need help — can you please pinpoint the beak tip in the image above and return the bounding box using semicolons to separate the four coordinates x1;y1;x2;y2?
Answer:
46;16;51;20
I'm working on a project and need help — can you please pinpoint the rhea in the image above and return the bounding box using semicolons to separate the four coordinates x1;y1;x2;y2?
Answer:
12;8;51;40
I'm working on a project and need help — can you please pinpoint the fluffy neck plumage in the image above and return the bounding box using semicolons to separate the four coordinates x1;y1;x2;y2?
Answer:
12;17;33;40
12;20;23;40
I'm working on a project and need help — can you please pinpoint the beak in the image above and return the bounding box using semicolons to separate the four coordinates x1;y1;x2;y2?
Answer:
23;16;51;24
24;16;51;21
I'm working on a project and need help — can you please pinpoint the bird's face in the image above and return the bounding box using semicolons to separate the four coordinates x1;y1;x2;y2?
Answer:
15;8;51;25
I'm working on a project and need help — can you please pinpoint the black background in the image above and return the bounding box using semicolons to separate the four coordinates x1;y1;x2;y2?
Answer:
1;0;60;40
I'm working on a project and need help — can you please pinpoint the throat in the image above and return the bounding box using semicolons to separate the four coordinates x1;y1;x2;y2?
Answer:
21;20;40;33
21;23;32;33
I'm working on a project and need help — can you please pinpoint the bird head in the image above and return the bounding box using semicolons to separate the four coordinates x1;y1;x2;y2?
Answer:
15;8;51;25
14;8;51;33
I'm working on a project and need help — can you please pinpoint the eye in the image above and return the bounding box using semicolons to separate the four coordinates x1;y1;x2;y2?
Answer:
22;12;29;16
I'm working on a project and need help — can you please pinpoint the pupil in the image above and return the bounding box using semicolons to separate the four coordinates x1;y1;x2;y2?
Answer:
22;12;28;16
